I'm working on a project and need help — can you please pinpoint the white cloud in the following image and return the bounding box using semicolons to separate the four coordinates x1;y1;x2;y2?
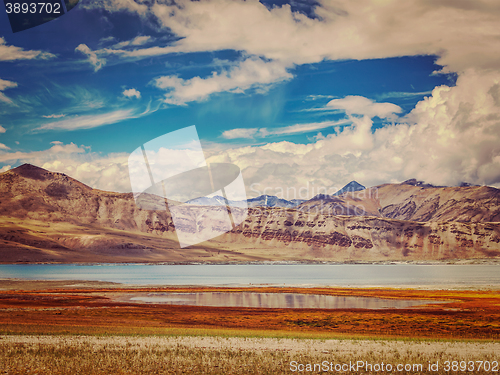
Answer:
221;119;352;139
123;88;141;99
70;0;500;123
3;0;499;194
222;128;259;139
5;70;498;196
82;0;148;16
0;37;55;61
40;154;132;193
326;96;402;119
86;0;499;74
35;109;135;131
0;143;10;150
0;142;132;192
392;69;500;186
0;143;84;164
154;57;292;105
113;35;153;49
42;114;66;119
0;165;11;173
0;125;6;133
266;119;351;136
33;102;159;132
0;78;18;104
75;0;500;125
207;70;500;195
75;44;106;72
376;91;433;100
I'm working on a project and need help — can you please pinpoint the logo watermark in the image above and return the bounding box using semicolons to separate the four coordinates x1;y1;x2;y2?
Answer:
3;0;80;33
128;125;248;248
249;182;379;217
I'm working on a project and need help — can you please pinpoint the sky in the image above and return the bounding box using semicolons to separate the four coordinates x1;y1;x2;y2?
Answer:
0;0;500;199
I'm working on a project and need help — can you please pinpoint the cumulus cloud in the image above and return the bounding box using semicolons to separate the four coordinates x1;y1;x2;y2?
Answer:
154;57;292;105
40;154;132;193
23;72;499;194
0;125;6;133
123;88;141;99
42;114;66;119
0;143;10;150
0;37;55;61
0;165;11;173
207;70;500;195
326;96;402;119
84;0;500;74
0;78;18;104
393;69;500;186
0;143;84;164
5;0;499;194
0;142;132;192
69;0;500;123
5;70;498;196
73;0;500;142
75;44;106;71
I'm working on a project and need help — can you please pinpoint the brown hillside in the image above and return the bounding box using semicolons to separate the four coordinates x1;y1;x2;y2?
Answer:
0;164;499;263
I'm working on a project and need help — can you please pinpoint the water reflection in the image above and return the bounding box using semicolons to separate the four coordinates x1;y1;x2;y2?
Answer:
129;292;439;309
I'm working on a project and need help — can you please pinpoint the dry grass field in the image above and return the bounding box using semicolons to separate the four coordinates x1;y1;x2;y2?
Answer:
0;335;499;374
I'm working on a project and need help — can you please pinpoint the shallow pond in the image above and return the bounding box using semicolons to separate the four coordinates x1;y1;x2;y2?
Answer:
128;292;441;309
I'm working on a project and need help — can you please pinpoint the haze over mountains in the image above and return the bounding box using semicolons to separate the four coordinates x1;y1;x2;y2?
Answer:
0;164;499;263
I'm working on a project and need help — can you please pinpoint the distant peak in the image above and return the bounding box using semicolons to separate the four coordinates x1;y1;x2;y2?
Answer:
459;182;480;187
343;180;365;188
334;180;366;196
12;164;51;181
14;163;43;171
401;179;439;188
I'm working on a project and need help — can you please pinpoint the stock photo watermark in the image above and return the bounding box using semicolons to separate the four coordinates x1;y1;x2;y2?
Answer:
127;125;248;248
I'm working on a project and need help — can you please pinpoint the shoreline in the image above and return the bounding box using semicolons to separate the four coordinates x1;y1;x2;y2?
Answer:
1;258;500;265
1;279;500;291
0;285;499;340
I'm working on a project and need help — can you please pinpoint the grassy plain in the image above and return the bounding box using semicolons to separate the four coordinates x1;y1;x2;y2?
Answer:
0;281;499;373
1;335;499;374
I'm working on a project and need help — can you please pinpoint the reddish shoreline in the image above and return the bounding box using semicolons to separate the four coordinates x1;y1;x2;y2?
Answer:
0;282;499;340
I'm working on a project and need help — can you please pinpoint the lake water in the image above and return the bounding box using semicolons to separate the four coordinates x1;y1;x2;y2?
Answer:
0;264;499;287
128;292;440;309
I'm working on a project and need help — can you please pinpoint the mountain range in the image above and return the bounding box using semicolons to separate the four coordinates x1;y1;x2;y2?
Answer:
186;181;365;208
0;164;499;263
186;194;304;208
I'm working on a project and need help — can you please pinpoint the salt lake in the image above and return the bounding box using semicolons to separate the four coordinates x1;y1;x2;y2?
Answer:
0;263;499;288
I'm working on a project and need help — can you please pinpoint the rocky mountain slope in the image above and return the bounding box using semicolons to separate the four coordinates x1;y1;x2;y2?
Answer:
0;164;499;263
221;208;500;261
298;179;500;222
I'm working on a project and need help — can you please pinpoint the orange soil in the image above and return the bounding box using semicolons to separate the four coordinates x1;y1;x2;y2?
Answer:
0;287;499;340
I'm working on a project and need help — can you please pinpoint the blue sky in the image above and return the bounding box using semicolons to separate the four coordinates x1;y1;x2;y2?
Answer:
1;0;499;197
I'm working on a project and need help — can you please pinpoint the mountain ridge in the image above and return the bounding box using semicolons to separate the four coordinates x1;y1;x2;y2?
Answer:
1;164;499;263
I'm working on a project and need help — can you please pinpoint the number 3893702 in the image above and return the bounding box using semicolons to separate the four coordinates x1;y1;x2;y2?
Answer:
5;2;61;14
